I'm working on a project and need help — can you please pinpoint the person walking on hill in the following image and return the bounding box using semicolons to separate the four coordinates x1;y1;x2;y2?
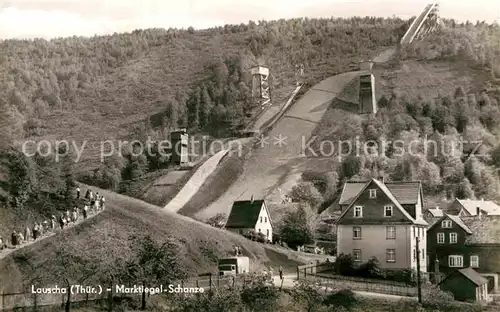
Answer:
279;266;284;280
100;196;105;210
11;231;18;247
18;232;24;244
0;236;4;250
72;208;78;223
33;223;40;240
51;216;56;230
89;190;94;201
85;189;90;199
83;204;88;219
59;214;65;229
76;186;80;199
24;226;31;243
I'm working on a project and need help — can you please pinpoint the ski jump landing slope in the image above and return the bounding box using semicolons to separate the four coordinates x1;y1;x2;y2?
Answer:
194;71;361;219
163;149;230;212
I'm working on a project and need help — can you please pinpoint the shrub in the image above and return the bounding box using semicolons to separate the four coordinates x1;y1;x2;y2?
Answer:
205;213;226;228
333;253;356;276
356;257;383;279
323;289;358;311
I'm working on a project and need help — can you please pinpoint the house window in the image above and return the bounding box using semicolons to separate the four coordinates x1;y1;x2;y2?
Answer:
448;255;463;268
353;226;362;239
413;227;416;237
353;249;362;261
449;233;457;244
422;249;425;260
470;255;479;268
258;228;261;233
260;217;263;223
384;205;393;217
413;248;417;260
442;220;452;228
266;229;270;238
437;233;444;244
386;226;396;239
386;249;396;262
354;206;363;217
264;217;267;223
369;189;377;198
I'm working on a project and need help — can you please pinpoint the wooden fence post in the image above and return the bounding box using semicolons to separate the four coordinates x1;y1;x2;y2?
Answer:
33;292;38;312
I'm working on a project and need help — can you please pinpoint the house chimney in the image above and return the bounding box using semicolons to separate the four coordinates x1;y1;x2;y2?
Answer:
481;198;484;201
436;206;440;210
250;195;254;204
381;176;385;184
476;206;480;215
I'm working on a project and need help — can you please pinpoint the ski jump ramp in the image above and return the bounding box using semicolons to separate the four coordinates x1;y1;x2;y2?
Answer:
400;2;439;44
193;71;361;219
164;85;303;213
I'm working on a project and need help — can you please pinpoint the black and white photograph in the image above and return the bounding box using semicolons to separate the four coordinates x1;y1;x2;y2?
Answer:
0;0;500;311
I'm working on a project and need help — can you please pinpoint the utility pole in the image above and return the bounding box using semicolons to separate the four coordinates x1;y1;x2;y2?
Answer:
416;236;422;304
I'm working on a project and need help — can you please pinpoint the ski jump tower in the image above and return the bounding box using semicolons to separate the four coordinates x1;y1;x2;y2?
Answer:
401;1;443;44
251;66;271;108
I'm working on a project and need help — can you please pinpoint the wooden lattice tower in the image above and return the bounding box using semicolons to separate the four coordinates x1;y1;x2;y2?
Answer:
251;66;271;108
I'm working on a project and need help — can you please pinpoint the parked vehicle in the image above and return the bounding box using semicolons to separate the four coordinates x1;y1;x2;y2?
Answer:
218;256;250;276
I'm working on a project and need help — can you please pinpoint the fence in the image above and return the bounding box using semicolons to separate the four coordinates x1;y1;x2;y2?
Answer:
296;260;427;297
307;273;423;297
0;275;254;311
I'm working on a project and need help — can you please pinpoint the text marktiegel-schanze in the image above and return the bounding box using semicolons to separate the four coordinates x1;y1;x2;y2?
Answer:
115;284;205;294
31;284;204;295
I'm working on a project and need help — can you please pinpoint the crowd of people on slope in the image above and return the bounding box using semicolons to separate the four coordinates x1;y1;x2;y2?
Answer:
0;186;106;251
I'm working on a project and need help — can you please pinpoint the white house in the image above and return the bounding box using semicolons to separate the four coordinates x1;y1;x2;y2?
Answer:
225;199;273;242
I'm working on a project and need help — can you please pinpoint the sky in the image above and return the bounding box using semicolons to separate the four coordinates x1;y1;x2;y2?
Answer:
0;0;498;39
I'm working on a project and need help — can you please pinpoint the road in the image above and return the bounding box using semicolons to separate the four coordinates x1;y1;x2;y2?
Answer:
273;274;417;301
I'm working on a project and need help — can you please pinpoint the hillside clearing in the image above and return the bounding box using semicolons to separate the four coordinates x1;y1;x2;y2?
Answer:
0;184;313;293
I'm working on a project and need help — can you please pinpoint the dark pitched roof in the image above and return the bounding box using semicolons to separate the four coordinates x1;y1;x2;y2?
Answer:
426;217;441;228
338;180;421;205
225;200;265;228
427;214;472;234
336;178;427;226
440;268;488;286
428;215;500;244
461;215;500;244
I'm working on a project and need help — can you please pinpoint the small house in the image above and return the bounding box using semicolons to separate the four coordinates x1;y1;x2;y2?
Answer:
225;199;273;242
439;268;489;302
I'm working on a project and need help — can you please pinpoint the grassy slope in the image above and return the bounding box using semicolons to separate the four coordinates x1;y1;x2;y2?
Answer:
0;184;309;293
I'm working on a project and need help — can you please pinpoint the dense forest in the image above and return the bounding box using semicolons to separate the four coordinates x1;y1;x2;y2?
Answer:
0;17;499;223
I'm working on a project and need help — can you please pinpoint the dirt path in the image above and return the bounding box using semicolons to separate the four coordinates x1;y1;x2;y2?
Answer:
0;207;104;261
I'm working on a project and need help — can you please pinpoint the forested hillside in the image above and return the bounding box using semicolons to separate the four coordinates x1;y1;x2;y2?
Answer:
0;17;406;163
